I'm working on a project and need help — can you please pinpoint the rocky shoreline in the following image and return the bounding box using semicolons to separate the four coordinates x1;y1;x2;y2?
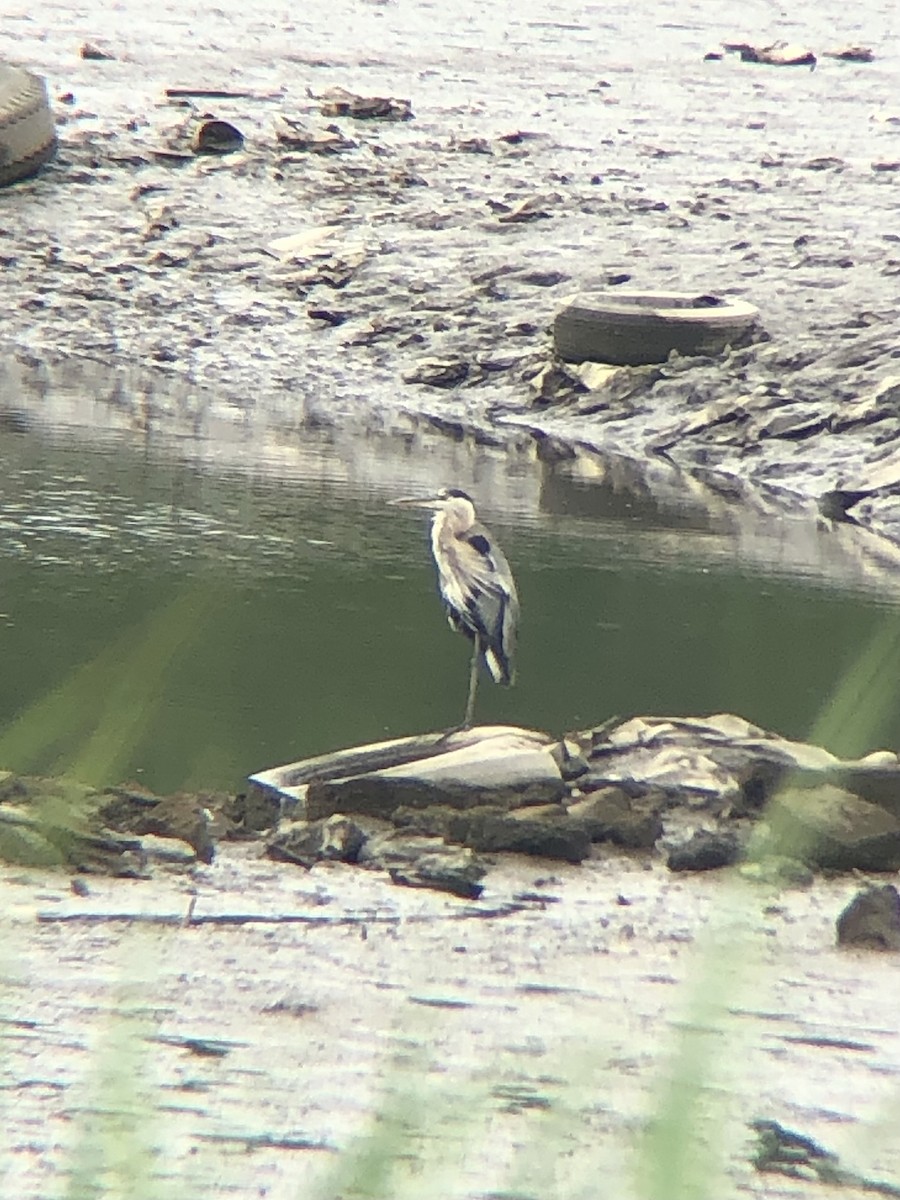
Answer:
7;714;900;905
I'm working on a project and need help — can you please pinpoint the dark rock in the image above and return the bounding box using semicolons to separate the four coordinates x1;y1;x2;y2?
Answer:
518;270;569;288
389;851;486;899
220;786;282;835
751;1119;840;1177
266;815;366;869
823;46;874;62
566;787;662;849
357;829;449;868
667;829;742;872
308;308;349;326
318;87;412;121
391;804;457;837
139;834;197;867
275;117;356;153
724;41;816;67
453;137;492;155
448;809;591;862
80;42;115;60
402;358;470;388
99;788;216;863
767;785;900;870
192;120;244;154
836;885;900;950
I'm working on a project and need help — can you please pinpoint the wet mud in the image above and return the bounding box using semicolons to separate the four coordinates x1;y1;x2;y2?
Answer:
3;0;900;538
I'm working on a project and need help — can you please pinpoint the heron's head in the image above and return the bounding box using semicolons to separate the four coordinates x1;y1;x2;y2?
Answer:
390;487;477;528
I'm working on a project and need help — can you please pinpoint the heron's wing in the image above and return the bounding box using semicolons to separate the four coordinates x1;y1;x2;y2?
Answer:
437;523;519;684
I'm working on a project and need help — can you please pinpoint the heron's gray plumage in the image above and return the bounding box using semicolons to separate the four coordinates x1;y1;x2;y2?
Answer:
391;486;519;728
429;493;518;685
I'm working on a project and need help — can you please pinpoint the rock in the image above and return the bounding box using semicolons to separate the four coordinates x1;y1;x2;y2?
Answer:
275;117;356;153
80;41;115;60
389;850;486;899
823;46;874;62
724;41;816;67
267;815;366;868
303;730;565;822
496;196;554;224
776;762;900;819
192;119;244;154
548;740;590;782
447;808;591;862
526;361;587;404
318;87;412;121
666;829;742;872
751;1120;841;1179
99;788;216;863
0;805;148;875
566;787;662;848
570;362;623;392
836;885;900;950
766;786;900;870
452;136;492;155
357;828;448;868
220;786;282;834
391;804;458;837
577;714;880;814
139;834;197;867
402;359;470;388
517;270;569;288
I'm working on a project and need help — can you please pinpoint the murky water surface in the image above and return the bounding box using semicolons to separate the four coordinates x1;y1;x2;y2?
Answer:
3;381;900;793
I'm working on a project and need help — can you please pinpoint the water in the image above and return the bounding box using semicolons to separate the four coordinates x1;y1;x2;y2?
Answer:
2;390;900;795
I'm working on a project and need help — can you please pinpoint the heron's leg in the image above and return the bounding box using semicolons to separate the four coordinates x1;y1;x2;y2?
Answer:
462;635;481;730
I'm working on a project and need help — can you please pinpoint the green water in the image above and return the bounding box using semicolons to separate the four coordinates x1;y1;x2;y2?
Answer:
2;418;900;794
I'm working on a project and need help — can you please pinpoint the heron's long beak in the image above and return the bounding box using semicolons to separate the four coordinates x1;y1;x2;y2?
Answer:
389;495;440;509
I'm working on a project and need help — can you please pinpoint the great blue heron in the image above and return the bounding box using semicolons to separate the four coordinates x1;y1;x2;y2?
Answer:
392;487;519;729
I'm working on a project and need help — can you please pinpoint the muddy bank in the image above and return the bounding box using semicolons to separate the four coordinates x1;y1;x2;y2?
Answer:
5;711;900;1196
3;0;900;541
4;842;900;1199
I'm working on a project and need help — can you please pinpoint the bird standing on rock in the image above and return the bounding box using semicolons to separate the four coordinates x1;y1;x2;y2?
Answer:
392;488;519;730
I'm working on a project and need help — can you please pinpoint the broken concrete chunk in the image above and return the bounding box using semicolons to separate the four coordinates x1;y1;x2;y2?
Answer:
304;732;565;821
267;815;365;868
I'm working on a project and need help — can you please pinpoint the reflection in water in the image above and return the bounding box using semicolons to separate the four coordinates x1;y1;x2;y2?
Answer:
1;407;900;793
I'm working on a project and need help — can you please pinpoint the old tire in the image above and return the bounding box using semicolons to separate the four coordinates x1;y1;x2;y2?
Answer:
553;290;760;366
0;64;57;188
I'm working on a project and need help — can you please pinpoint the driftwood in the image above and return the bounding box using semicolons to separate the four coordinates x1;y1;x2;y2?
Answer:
36;902;527;927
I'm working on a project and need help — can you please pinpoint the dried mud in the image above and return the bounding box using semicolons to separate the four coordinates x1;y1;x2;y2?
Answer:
4;851;900;1199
